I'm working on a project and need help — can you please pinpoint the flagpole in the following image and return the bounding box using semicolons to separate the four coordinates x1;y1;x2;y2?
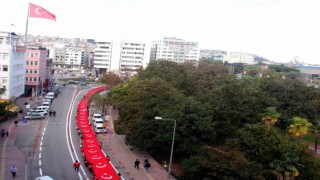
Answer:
24;2;30;51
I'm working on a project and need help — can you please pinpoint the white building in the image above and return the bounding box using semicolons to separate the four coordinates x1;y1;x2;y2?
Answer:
52;47;85;70
94;41;113;75
119;41;145;75
224;52;256;64
0;32;25;99
150;37;200;63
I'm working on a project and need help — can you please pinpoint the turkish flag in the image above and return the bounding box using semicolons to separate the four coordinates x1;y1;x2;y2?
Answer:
29;3;56;21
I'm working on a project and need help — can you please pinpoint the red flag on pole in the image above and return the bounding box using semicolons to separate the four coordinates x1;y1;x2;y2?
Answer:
29;3;56;21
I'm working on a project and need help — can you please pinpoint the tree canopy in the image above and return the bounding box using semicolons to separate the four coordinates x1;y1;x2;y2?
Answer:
107;60;320;178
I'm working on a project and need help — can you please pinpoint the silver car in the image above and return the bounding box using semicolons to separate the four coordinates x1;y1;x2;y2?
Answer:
24;113;45;120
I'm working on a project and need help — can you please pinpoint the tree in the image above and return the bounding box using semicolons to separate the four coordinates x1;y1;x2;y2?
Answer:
99;72;122;87
181;146;264;180
91;94;109;116
269;153;301;180
310;120;320;155
288;117;312;138
261;107;281;126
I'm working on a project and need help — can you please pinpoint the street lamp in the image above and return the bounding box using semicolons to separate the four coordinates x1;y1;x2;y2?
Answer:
154;116;177;180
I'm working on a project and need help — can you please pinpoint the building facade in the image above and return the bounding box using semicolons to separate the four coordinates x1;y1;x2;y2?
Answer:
93;41;113;75
25;47;47;96
119;41;145;75
150;37;200;63
0;32;25;100
223;52;255;64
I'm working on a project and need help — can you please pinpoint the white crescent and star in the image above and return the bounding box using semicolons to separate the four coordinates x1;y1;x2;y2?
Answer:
35;7;47;15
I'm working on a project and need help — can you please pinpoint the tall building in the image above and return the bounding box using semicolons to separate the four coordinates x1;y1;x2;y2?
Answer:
0;32;25;100
119;41;145;75
150;37;200;63
25;47;47;96
93;41;113;75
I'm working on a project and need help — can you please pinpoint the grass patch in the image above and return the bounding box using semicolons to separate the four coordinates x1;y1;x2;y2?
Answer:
303;133;315;143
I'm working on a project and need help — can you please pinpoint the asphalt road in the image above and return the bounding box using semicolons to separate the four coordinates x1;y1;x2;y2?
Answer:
15;83;94;179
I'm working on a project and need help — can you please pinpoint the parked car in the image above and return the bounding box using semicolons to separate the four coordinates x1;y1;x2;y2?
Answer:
92;113;102;121
93;118;104;127
28;109;48;115
94;123;107;133
24;113;45;120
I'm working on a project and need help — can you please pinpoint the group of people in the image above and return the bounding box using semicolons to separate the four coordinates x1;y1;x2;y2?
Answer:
48;110;56;117
1;129;8;137
134;156;151;173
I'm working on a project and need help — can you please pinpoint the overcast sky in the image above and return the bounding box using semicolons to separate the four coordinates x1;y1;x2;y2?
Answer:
1;0;320;64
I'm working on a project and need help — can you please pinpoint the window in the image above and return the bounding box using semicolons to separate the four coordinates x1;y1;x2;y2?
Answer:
34;61;38;65
26;61;29;65
25;77;28;82
26;69;28;73
30;61;33;65
33;77;37;82
34;69;37;74
29;77;32;81
3;78;8;84
35;53;39;58
3;65;8;71
29;69;33;73
30;53;34;57
2;53;9;60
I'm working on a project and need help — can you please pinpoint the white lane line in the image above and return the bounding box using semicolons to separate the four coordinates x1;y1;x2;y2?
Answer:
39;120;49;176
66;87;85;179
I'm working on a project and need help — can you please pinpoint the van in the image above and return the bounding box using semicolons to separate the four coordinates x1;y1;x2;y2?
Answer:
95;123;107;133
36;106;49;111
42;101;51;108
47;92;55;96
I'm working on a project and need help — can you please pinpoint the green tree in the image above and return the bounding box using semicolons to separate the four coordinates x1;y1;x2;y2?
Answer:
269;153;301;180
288;117;312;138
91;94;109;116
261;107;281;126
99;72;122;87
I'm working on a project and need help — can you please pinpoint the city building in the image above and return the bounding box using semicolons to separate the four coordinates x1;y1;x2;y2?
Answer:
0;32;25;100
93;41;113;75
200;49;226;61
119;41;145;76
25;47;47;96
150;37;200;63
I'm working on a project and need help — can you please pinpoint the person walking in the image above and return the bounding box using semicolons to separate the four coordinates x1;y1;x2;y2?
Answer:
53;110;56;117
6;130;9;137
10;165;17;178
1;129;5;137
134;159;140;169
49;110;52;117
73;160;80;172
144;161;151;173
14;120;18;127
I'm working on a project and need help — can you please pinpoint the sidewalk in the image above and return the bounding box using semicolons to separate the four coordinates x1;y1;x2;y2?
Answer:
0;96;33;180
98;108;171;180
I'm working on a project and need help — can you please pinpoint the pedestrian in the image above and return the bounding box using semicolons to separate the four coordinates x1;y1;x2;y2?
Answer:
10;165;17;178
134;159;140;169
106;155;110;161
144;156;149;165
14;120;18;127
100;142;102;149
144;161;151;173
49;110;52;117
6;130;9;137
1;129;5;137
73;160;80;172
53;110;56;117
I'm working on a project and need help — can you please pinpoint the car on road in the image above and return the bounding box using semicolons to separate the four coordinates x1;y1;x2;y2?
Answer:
93;118;104;127
92;113;102;121
28;109;48;115
24;113;45;120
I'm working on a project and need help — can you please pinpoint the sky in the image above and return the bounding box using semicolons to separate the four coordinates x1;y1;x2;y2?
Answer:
1;0;320;64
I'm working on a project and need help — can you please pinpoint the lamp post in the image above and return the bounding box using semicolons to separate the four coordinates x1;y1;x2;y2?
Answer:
154;116;177;180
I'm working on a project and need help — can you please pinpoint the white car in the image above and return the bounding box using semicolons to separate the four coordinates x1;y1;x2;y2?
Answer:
24;113;45;120
92;113;102;120
35;176;54;180
95;123;107;133
94;118;104;127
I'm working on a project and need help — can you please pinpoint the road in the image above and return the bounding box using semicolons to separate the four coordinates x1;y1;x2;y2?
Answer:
15;83;94;179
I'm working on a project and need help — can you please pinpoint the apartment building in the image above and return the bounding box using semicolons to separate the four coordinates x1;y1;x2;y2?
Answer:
150;37;200;63
119;41;145;75
53;47;84;70
93;41;113;75
25;47;47;96
0;32;25;100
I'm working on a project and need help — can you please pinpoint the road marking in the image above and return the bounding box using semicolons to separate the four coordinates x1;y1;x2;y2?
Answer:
66;87;87;179
39;120;48;176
